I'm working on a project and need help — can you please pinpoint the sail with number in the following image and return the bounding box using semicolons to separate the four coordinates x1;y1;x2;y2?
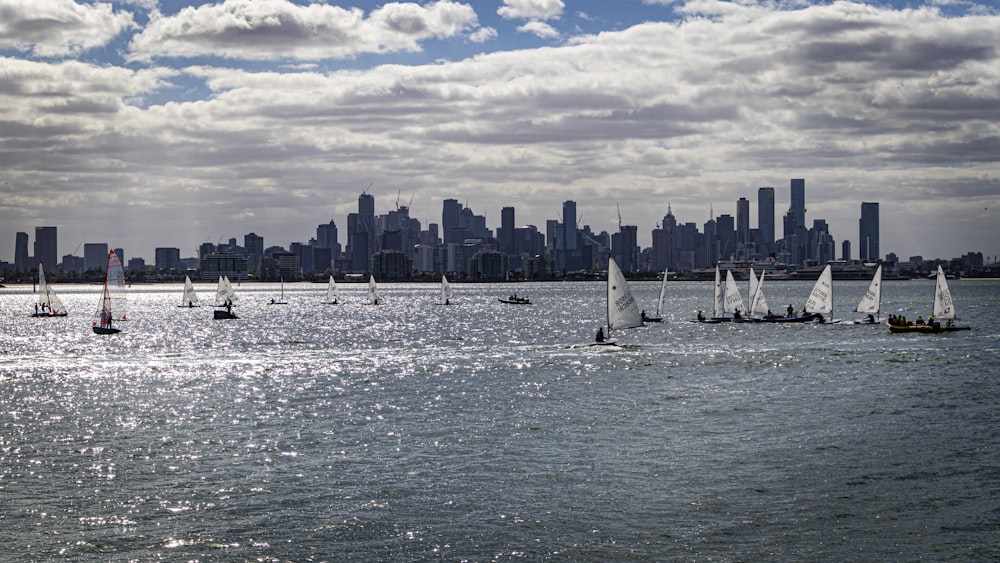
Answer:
854;265;882;318
805;264;833;314
215;275;237;306
34;263;68;316
607;257;643;332
933;265;956;320
92;250;126;334
723;270;745;316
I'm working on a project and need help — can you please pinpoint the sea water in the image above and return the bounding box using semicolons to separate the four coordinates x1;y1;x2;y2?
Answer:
1;279;998;561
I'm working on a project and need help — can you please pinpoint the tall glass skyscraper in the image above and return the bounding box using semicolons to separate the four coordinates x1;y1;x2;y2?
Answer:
34;226;57;271
859;202;879;262
790;179;806;229
757;187;775;254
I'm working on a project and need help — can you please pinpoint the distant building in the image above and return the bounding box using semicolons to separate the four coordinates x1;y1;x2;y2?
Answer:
84;243;109;272
757;187;775;256
244;232;264;271
469;249;508;280
155;247;181;271
14;232;29;271
859;202;879;262
34;226;57;272
372;250;411;280
200;252;249;282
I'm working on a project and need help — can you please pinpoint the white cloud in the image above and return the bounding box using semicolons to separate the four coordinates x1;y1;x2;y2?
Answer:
2;1;999;261
0;0;135;57
498;0;564;20
128;0;481;61
516;20;560;39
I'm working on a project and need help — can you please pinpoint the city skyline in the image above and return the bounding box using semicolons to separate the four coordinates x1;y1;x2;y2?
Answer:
1;0;999;262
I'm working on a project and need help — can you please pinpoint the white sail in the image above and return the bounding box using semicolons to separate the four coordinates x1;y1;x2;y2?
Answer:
368;275;379;305
750;271;770;318
748;268;758;310
441;275;453;304
933;265;956;320
804;264;833;314
181;275;200;306
854;265;882;315
93;250;127;329
215;275;237;306
37;263;68;315
723;270;745;315
325;276;338;303
607;258;643;331
713;265;725;318
655;268;668;318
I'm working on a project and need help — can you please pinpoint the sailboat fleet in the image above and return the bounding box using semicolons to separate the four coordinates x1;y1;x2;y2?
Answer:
26;256;970;337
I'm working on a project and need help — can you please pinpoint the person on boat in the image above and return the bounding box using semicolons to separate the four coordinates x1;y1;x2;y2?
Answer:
641;310;648;321
100;308;112;329
733;308;742;320
34;303;38;314
786;304;794;317
867;313;875;323
697;310;705;322
188;301;194;308
595;327;605;343
225;300;232;315
916;316;924;325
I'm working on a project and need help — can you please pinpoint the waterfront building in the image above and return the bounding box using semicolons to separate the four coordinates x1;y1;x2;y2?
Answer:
34;226;57;272
14;232;29;271
84;243;109;272
757;187;775;255
859;202;879;262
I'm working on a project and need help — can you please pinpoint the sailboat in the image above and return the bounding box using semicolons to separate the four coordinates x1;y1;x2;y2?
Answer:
889;265;970;333
92;250;126;334
178;275;200;308
594;257;643;345
724;269;748;321
367;275;379;305
31;263;68;317
213;275;238;319
804;263;839;323
852;265;883;324
269;277;288;305
440;274;453;305
748;270;772;320
323;275;338;304
642;268;667;322
696;265;727;323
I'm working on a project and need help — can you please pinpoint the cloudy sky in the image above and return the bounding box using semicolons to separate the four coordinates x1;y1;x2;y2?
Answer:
1;0;998;264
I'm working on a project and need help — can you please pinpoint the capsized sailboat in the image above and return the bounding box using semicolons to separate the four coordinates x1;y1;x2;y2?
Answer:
92;250;126;334
367;275;379;305
213;275;238;319
31;263;68;317
324;275;338;304
853;264;883;324
889;265;970;333
178;275;200;308
594;257;643;345
440;275;453;305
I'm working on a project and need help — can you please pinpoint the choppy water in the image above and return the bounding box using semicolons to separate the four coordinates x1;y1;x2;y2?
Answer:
2;278;999;561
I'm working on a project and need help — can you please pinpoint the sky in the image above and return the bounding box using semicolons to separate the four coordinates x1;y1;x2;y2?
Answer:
1;0;999;264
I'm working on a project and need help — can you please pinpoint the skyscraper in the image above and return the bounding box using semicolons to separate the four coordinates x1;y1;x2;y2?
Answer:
757;187;775;254
14;231;29;270
790;178;806;229
84;243;109;272
736;197;750;245
859;202;879;262
34;226;57;272
245;232;264;271
442;198;461;245
499;206;515;254
562;200;577;250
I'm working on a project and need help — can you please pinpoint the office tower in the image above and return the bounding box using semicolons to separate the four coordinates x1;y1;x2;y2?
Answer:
859;202;879;262
316;221;338;251
84;243;109;272
613;225;638;272
14;231;28;270
358;192;374;217
245;232;264;271
790;179;806;229
716;214;735;261
155;247;181;271
442;199;461;245
736;197;750;245
562;200;577;250
757;187;774;253
34;226;57;272
499;206;515;254
842;240;851;262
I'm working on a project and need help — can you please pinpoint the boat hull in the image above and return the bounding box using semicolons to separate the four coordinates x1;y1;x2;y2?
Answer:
31;312;68;318
214;310;239;320
92;326;120;335
499;298;530;304
755;312;822;323
889;323;970;334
